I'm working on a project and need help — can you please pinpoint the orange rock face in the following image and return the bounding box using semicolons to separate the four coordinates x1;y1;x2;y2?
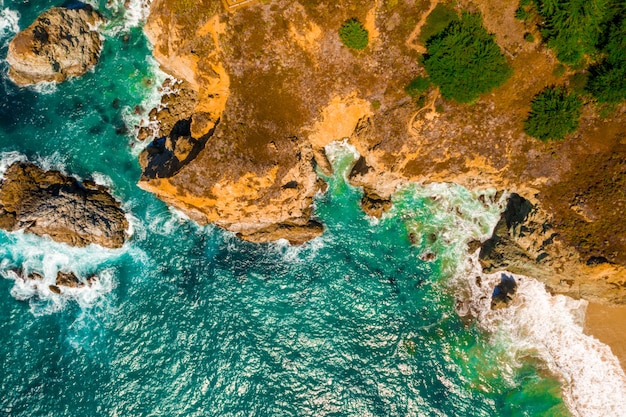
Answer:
140;0;626;302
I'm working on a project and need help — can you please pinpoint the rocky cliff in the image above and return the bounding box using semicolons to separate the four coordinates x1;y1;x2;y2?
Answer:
6;5;103;86
141;0;626;303
0;162;128;248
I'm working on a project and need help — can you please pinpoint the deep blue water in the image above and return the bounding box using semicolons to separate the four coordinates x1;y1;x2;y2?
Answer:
0;1;577;415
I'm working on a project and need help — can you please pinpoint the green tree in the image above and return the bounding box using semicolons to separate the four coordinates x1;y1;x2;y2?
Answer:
422;13;512;103
404;76;431;98
533;0;609;65
585;17;626;103
524;86;583;141
339;18;369;50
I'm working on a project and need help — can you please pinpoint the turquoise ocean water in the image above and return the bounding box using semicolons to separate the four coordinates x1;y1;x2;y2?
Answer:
0;2;624;416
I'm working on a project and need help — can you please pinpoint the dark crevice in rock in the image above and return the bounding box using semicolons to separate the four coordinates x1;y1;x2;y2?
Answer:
140;117;219;180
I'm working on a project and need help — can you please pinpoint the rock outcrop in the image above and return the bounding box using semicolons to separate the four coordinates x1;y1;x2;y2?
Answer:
141;0;626;303
480;194;626;304
6;5;103;86
0;162;128;248
8;269;98;295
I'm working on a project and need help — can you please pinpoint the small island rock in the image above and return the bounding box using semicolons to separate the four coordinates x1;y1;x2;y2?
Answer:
6;5;103;86
0;162;128;248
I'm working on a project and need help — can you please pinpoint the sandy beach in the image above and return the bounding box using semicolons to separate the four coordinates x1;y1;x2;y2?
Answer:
584;302;626;372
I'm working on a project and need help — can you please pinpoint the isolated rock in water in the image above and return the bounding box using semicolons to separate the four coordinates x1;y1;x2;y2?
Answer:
491;273;517;310
0;162;128;248
6;5;103;86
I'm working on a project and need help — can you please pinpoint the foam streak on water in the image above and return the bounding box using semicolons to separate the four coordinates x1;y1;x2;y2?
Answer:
0;6;18;43
0;230;128;315
461;253;626;417
324;142;626;416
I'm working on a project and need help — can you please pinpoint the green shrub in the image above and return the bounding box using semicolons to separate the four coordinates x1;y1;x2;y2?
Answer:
534;0;609;65
585;17;626;103
523;32;535;42
586;64;626;103
515;7;530;20
339;18;369;50
552;63;566;77
419;4;459;44
404;76;431;97
423;13;512;103
524;86;583;141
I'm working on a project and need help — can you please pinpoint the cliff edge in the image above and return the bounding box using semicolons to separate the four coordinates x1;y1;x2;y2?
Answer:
141;0;626;303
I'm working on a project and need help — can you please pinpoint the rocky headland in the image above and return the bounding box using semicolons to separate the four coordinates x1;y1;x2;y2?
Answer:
0;162;128;248
6;4;103;86
139;0;626;305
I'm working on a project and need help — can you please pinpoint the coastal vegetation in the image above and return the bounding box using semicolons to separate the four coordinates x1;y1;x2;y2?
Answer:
418;3;458;45
404;76;430;98
339;18;368;50
585;17;626;103
515;0;626;104
524;86;583;141
422;12;512;103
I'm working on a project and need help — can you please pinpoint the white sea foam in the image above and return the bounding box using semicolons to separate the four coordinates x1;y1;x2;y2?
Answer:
0;150;26;176
29;80;59;95
0;7;19;42
0;230;126;316
103;0;153;35
324;139;360;170
32;151;69;174
458;253;626;416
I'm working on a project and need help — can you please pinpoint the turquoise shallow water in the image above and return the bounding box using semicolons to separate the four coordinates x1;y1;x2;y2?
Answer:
0;1;583;415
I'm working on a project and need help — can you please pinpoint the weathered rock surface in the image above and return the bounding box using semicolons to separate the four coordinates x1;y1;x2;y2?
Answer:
142;0;626;302
6;5;103;86
9;269;98;294
480;194;626;304
0;162;128;248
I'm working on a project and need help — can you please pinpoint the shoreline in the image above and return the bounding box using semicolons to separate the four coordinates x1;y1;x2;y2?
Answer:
584;302;626;372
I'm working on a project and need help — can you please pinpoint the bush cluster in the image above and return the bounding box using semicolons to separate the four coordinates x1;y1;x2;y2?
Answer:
339;18;369;50
524;86;583;141
585;17;626;103
422;13;512;103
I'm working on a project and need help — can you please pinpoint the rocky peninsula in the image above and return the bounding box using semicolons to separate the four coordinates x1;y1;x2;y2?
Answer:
0;162;128;248
6;5;103;86
139;0;626;308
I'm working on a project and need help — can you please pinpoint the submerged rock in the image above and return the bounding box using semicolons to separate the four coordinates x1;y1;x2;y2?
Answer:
6;5;103;86
0;162;128;248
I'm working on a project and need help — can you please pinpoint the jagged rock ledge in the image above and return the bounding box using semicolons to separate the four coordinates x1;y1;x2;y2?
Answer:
139;0;626;305
0;162;128;248
479;193;626;304
6;4;103;86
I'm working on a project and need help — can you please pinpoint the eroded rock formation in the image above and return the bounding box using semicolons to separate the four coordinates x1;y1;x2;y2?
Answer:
141;0;626;302
6;5;103;86
0;162;128;248
480;194;626;304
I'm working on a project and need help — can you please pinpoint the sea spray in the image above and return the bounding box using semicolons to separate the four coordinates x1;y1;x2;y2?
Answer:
323;140;626;416
99;0;153;34
0;230;126;315
0;6;18;42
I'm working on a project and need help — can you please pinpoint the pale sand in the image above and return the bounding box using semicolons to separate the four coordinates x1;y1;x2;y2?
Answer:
584;302;626;372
